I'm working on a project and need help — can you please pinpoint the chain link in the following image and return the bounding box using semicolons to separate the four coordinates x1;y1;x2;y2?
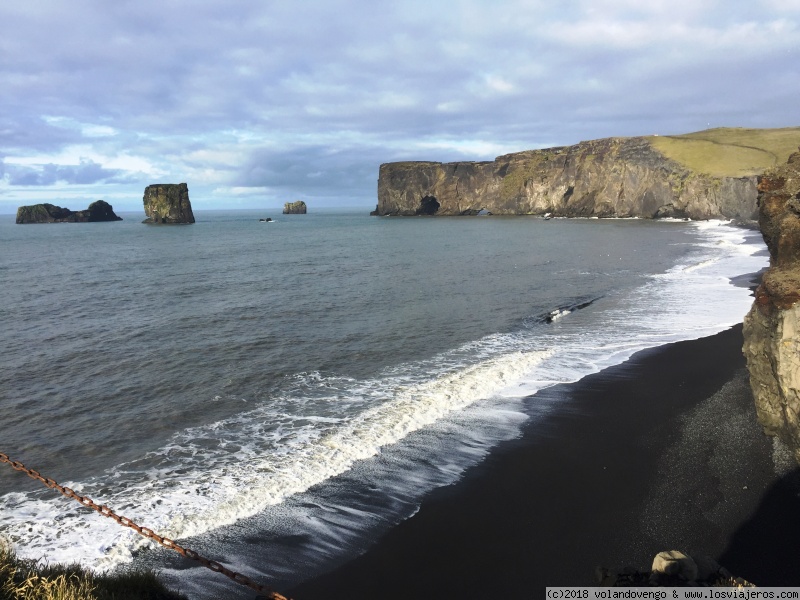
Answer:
0;452;288;600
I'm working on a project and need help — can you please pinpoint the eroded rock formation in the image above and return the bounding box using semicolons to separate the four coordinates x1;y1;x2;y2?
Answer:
597;550;754;587
16;200;122;224
743;149;800;464
375;137;758;219
142;183;195;224
283;200;307;214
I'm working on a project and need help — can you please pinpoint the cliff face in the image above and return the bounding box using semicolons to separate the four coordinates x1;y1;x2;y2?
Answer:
283;200;307;214
376;137;758;219
16;200;122;224
142;183;195;224
743;149;800;464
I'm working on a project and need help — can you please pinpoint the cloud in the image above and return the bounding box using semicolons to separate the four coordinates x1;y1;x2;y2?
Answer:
0;0;799;212
5;158;135;186
238;144;379;198
212;186;271;197
41;117;118;139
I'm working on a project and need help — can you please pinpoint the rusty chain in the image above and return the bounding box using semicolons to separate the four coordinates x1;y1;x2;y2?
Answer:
0;452;288;600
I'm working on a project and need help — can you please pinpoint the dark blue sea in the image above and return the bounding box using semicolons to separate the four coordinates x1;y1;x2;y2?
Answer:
0;209;766;597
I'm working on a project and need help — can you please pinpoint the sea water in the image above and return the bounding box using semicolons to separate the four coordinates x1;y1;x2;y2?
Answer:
0;209;767;597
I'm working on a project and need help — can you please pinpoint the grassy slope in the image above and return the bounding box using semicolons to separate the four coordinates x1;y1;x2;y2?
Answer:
646;127;800;177
0;543;188;600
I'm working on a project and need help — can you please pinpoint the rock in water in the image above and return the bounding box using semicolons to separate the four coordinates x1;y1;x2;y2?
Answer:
142;183;195;224
16;200;122;223
85;200;123;222
283;200;307;214
743;148;800;464
16;203;71;223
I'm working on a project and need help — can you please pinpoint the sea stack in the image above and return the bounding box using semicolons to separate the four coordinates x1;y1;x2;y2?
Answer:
16;200;122;224
142;183;195;224
283;200;307;214
742;148;800;464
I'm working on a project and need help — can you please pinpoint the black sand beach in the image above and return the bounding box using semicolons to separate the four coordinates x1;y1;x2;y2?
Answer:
289;325;800;599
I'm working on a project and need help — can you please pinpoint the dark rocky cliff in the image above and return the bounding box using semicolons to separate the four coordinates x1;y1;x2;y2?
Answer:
742;149;800;464
16;200;122;224
142;183;195;224
375;136;759;220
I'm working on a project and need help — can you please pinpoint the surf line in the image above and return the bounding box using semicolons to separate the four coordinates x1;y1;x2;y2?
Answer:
0;452;289;600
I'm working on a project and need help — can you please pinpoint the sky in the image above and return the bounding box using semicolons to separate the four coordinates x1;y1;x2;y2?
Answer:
1;0;798;214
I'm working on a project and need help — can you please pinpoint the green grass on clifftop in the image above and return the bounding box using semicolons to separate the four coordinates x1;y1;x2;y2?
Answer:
647;127;800;177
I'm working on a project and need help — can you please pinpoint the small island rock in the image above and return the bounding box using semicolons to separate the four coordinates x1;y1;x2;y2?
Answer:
142;183;195;224
283;200;307;214
16;200;122;224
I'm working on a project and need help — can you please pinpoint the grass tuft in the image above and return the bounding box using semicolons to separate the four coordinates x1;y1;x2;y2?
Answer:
0;542;188;600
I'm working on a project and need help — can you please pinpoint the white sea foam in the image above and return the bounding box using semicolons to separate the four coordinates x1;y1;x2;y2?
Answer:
548;309;571;321
0;347;554;570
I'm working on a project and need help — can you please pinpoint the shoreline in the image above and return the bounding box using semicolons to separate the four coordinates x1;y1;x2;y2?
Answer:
289;325;800;599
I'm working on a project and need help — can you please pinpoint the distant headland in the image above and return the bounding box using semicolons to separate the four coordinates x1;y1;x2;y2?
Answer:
373;127;800;220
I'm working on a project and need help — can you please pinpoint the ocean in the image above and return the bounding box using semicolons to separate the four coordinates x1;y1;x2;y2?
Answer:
0;209;767;598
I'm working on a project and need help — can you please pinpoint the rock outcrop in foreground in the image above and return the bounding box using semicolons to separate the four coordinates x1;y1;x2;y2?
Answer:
375;134;778;219
283;200;307;214
142;183;195;224
16;200;122;224
743;148;800;464
598;550;753;587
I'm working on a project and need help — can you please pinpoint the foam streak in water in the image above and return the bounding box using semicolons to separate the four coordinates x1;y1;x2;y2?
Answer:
0;348;552;570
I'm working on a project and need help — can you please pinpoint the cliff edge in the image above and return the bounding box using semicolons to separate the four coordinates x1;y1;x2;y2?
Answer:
142;183;195;224
375;127;800;219
743;148;800;464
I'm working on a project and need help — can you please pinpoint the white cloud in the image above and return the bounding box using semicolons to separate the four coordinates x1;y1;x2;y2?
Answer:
103;154;160;174
41;116;117;138
413;139;525;159
82;124;117;138
212;186;272;196
485;75;515;94
0;0;799;212
5;146;159;175
763;0;800;9
435;101;465;113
